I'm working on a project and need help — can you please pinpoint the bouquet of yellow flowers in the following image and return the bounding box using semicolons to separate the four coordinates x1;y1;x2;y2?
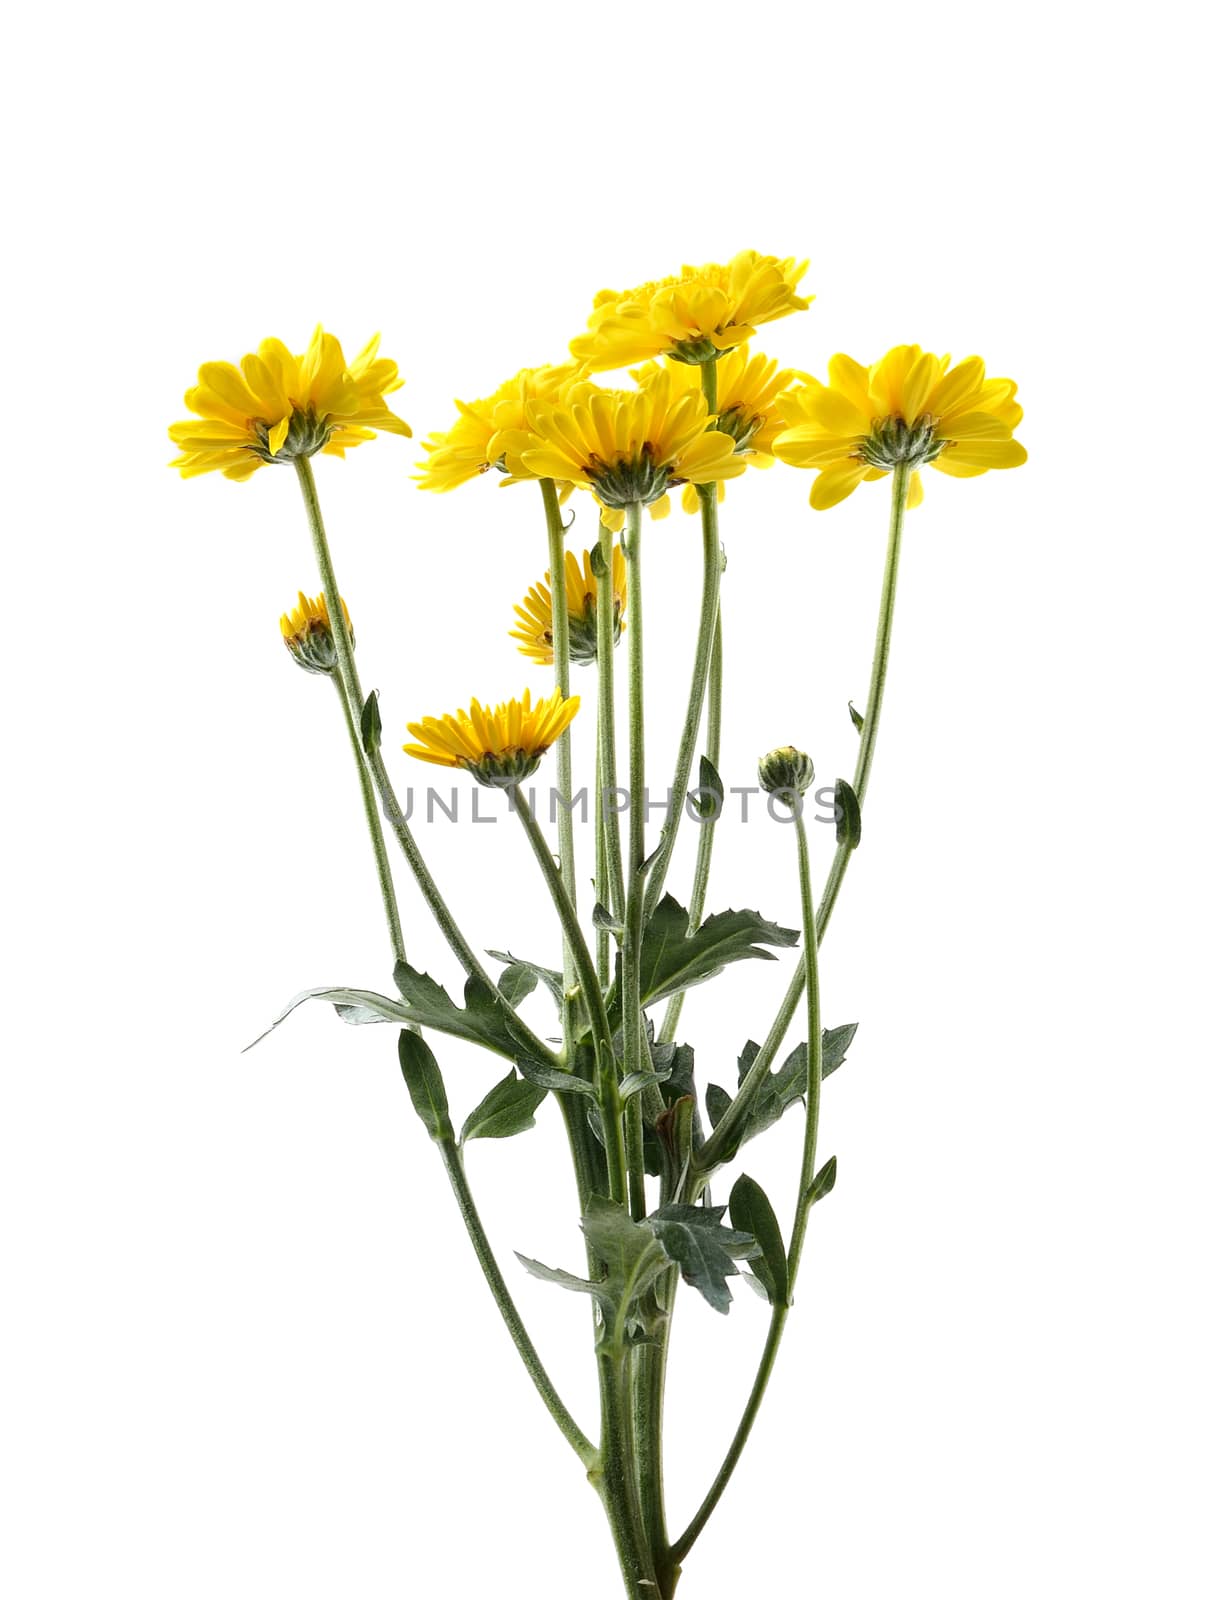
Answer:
171;250;1025;1597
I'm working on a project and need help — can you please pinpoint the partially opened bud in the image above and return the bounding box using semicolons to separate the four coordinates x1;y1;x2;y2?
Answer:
280;591;353;676
758;745;815;807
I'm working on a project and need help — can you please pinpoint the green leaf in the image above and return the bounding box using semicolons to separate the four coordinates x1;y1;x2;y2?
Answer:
705;1024;859;1159
848;700;864;734
729;1174;789;1308
460;1069;547;1144
592;902;624;937
496;963;539;1006
246;984;420;1050
834;778;862;850
486;950;565;1010
705;1082;732;1129
392;962;528;1059
620;1069;671;1100
645;1202;757;1315
635;895;799;1010
515;1056;597;1097
518;1195;668;1348
806;1155;838;1206
690;754;724;820
589;540;609;580
398;1030;452;1142
360;689;382;756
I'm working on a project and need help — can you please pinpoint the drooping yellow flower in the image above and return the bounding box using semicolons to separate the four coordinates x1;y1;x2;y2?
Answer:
635;347;807;511
404;688;581;788
773;345;1026;510
279;591;353;677
570;251;811;372
169;327;411;481
415;363;582;492
510;547;628;666
521;370;746;523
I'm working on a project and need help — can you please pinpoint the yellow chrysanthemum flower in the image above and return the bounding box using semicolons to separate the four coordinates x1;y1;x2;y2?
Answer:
773;345;1026;511
510;547;628;666
169;327;411;482
415;363;582;492
634;347;807;512
403;688;581;788
521;370;746;523
280;590;353;677
570;250;811;372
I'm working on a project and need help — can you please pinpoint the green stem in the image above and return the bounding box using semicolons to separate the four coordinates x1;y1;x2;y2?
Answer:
658;609;722;1044
597;1351;661;1597
671;804;823;1564
540;479;578;1059
331;678;405;965
435;1135;596;1468
511;788;628;1208
621;501;648;1214
292;456;559;1071
597;516;626;921
694;461;911;1175
642;363;723;923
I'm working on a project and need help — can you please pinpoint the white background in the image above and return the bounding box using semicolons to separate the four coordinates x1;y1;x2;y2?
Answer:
3;3;1214;1596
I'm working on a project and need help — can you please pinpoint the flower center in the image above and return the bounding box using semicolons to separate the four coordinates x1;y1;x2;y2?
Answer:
857;415;946;471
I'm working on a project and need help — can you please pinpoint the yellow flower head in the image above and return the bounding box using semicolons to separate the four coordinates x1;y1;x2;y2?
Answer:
773;345;1026;511
415;363;582;492
404;688;581;788
634;347;807;512
570;250;811;372
169;327;411;482
521;369;746;519
510;547;628;666
280;591;353;677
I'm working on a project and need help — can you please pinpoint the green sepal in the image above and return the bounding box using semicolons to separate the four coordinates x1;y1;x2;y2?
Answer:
360;689;382;756
834;778;862;850
460;1069;547;1144
398;1029;452;1142
729;1174;789;1308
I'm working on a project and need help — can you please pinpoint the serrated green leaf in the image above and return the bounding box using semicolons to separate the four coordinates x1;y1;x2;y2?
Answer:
515;1253;604;1301
645;1202;757;1315
834;778;862;850
398;1030;452;1142
392;962;526;1059
360;689;382;755
486;950;565;1010
848;700;864;734
807;1156;838;1205
634;895;799;1010
460;1070;547;1144
730;1174;789;1308
519;1195;667;1349
515;1056;597;1097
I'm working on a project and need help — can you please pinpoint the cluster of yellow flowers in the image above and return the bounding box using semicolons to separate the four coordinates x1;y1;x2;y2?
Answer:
170;249;1026;783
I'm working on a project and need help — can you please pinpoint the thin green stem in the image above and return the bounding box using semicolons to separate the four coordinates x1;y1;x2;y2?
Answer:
292;456;559;1071
331;678;405;965
621;501;648;1215
511;789;629;1207
694;462;911;1175
435;1135;596;1468
540;479;578;1059
642;363;723;923
658;609;722;1044
597;516;626;921
597;1351;661;1597
671;804;823;1564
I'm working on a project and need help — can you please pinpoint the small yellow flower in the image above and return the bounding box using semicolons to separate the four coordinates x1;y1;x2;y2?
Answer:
280;591;353;676
571;250;811;371
510;547;628;665
404;688;581;788
169;327;411;481
415;363;582;492
521;369;746;518
634;347;807;512
773;345;1026;510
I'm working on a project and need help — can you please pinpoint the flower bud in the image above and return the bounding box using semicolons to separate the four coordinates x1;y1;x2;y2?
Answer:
758;745;815;807
280;591;353;676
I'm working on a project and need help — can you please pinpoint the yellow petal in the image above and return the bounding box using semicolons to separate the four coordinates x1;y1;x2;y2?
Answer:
267;415;291;456
810;459;869;510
